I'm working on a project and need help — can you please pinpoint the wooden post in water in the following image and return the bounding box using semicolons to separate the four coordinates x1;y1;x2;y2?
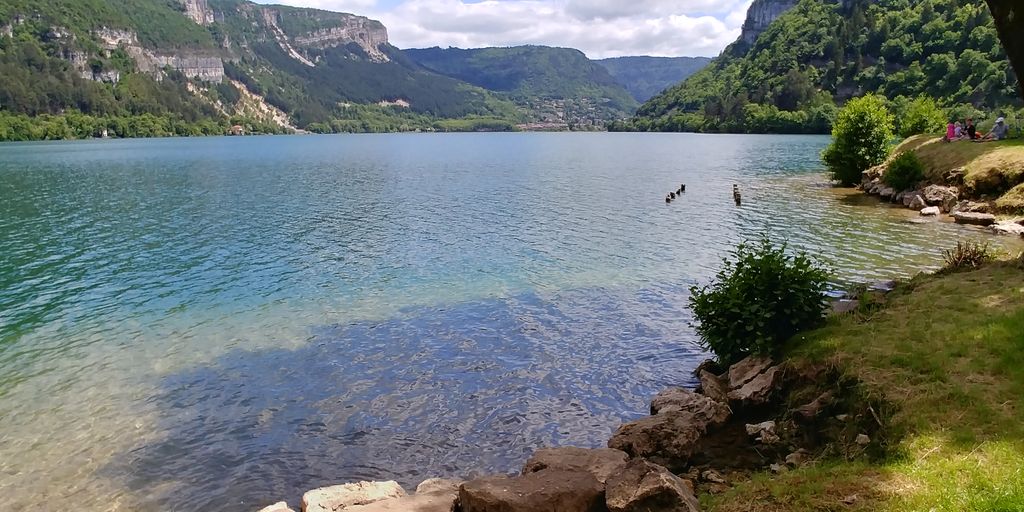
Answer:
680;184;686;193
733;185;742;206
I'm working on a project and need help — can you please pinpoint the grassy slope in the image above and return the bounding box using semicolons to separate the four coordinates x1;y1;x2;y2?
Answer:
889;135;1024;210
705;260;1024;511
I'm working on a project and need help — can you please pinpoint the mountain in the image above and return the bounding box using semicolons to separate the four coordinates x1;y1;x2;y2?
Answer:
0;0;521;139
625;0;1023;134
595;56;711;102
405;45;638;129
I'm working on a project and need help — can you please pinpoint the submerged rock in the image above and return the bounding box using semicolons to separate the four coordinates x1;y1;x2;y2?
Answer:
990;221;1024;236
605;460;701;512
650;387;731;425
522;447;627;484
459;469;605;512
953;211;997;226
302;481;406;512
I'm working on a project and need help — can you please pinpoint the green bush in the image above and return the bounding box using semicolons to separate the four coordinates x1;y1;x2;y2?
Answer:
689;238;831;366
822;94;895;186
897;96;946;138
884;151;925;191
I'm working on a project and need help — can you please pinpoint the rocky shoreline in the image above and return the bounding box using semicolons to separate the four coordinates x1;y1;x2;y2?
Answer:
258;349;884;512
860;163;1024;237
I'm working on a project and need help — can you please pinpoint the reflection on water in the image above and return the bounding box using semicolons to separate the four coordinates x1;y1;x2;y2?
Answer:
0;133;1020;511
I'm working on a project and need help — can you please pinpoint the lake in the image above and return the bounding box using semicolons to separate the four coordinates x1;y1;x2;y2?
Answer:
0;133;1019;511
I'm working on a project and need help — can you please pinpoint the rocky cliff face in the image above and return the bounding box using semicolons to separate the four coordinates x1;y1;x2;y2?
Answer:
293;19;389;62
95;27;224;82
179;0;214;26
740;0;799;45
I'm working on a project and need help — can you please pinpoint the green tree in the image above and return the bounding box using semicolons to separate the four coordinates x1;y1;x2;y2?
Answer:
898;96;946;137
822;94;895;186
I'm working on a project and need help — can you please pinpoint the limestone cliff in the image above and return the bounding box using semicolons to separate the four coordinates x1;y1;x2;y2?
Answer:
740;0;799;45
294;21;389;62
178;0;214;26
95;27;224;82
258;7;391;63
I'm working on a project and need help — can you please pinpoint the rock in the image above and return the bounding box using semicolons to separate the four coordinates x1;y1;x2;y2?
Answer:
895;190;908;204
745;421;779;444
459;469;605;512
953;211;997;226
649;387;731;425
700;469;727;485
344;492;458;512
303;481;407;512
698;370;729;404
605;460;701;512
908;194;927;210
878;186;896;200
922;185;958;207
727;365;782;406
842;494;859;505
855;434;871;446
726;355;774;390
829;299;859;315
769;463;787;474
416;479;463;495
522;447;628;484
608;411;709;463
785;450;809;467
795;391;835;420
258;502;296;512
920;206;940;216
952;201;991;214
869;280;897;293
1018;219;1024;227
990;221;1024;236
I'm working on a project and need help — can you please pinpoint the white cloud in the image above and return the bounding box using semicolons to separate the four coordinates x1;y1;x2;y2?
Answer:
252;0;755;58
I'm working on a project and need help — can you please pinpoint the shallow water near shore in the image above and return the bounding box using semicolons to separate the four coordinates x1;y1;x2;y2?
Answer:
1;133;1021;511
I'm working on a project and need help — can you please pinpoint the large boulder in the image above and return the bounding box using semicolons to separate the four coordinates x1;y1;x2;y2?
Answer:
522;447;628;484
922;185;958;209
953;212;997;226
908;194;927;210
459;469;605;512
604;460;701;512
302;482;407;512
878;186;896;200
607;411;709;463
697;370;729;404
649;388;731;425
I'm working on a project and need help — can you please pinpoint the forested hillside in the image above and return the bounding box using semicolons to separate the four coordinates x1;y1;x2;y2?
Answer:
406;46;637;128
595;56;711;102
0;0;521;139
625;0;1023;134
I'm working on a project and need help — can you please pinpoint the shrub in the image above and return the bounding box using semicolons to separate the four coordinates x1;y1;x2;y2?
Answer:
897;96;946;138
939;241;996;274
689;238;831;366
883;151;925;191
823;94;895;186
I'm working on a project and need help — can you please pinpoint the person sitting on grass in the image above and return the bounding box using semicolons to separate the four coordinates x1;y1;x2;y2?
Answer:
944;121;956;142
978;117;1009;142
955;121;965;140
966;118;978;140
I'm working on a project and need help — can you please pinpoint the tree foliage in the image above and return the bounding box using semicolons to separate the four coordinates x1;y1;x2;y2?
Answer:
822;95;895;186
689;238;830;366
630;0;1021;133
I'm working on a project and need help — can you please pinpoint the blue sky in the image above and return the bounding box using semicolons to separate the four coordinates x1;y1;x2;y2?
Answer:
251;0;754;58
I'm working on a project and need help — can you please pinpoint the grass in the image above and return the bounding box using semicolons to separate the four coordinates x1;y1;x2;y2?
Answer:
703;260;1024;511
885;135;1024;209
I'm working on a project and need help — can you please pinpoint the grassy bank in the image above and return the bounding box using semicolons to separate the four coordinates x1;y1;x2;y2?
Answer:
704;258;1024;511
889;135;1024;211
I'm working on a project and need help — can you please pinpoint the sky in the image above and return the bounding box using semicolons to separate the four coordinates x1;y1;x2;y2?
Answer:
251;0;755;59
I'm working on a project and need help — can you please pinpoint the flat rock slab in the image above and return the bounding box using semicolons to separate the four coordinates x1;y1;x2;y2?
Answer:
605;460;700;512
522;447;628;484
343;492;457;512
649;387;730;425
698;370;729;404
953;212;996;226
920;206;940;216
727;365;782;406
727;356;774;390
258;502;297;512
990;221;1024;236
303;481;407;512
416;478;463;495
460;469;605;512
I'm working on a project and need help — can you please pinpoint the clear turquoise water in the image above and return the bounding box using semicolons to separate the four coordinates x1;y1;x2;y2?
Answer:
1;133;1019;511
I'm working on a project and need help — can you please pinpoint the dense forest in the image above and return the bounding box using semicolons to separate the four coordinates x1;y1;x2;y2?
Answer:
623;0;1023;134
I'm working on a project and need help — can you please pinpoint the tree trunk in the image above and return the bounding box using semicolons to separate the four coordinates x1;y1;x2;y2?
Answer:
986;1;1024;100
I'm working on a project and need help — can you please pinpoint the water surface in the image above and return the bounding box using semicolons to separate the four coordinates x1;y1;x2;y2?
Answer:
0;133;1018;511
